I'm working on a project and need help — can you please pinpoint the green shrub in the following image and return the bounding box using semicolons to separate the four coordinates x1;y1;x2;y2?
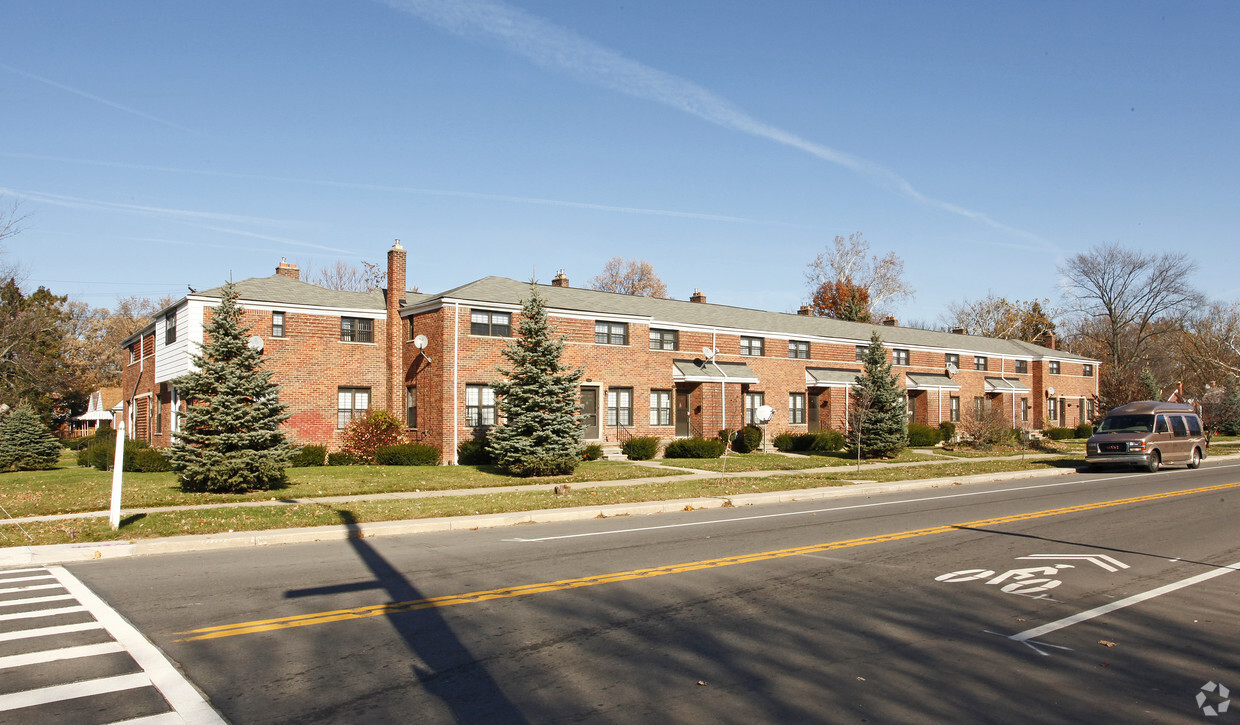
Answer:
664;437;726;459
907;423;941;447
457;437;492;465
773;432;797;452
0;402;62;471
582;443;604;461
133;447;172;472
1075;422;1094;438
808;430;846;453
85;431;150;472
375;443;440;466
938;421;957;443
327;451;358;466
732;425;763;453
291;445;327;467
1044;427;1075;441
64;435;96;451
621;436;661;460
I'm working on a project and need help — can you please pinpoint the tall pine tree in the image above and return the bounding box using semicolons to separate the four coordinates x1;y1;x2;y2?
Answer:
849;331;908;458
167;282;291;492
487;283;585;476
0;402;62;471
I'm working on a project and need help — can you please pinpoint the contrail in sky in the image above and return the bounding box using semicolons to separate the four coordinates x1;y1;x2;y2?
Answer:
380;0;1040;241
0;63;194;133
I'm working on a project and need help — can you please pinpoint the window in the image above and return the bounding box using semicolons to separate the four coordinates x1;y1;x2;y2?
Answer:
272;311;286;338
406;386;417;428
744;392;766;425
1014;360;1028;374
337;387;371;428
789;340;810;359
949;396;960;422
974;356;988;371
945;353;959;369
607;388;633;426
465;385;496;427
741;336;764;356
1186;415;1202;436
974;396;986;419
165;311;177;345
649;328;678;351
341;317;374;343
169;387;181;434
893;349;909;366
471;310;511;337
1047;398;1057;421
595;321;628;345
1022;398;1030;422
789;393;805;424
650;390;672;426
154;395;162;435
1083;364;1094;377
1170;416;1188;437
1049;360;1061;375
129;344;137;365
1155;414;1169;434
856;345;867;363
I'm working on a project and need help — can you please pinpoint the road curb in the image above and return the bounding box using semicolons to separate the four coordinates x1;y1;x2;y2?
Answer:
0;465;1078;567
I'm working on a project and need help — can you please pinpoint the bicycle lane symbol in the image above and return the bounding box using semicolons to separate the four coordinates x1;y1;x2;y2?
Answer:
935;564;1076;596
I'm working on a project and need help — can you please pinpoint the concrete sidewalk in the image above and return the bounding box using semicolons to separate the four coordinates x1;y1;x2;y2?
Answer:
0;452;1088;567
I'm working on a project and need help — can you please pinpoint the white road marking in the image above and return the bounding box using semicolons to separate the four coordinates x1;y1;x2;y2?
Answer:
1017;554;1129;572
0;641;125;669
0;620;104;643
0;573;56;584
47;566;227;725
0;604;88;621
504;465;1240;543
0;672;153;711
0;593;75;607
1010;560;1240;648
0;582;63;595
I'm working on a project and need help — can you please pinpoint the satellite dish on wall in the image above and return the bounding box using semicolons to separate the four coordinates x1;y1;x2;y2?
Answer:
413;334;429;349
247;336;264;352
1047;386;1056;397
945;362;959;377
701;347;716;360
756;405;776;424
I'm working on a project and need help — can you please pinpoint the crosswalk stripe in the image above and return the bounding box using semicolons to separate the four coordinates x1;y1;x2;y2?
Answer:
0;641;125;670
0;593;76;608
0;568;51;577
0;574;55;585
0;672;153;712
102;712;184;725
0;582;63;595
0;620;104;643
0;605;89;622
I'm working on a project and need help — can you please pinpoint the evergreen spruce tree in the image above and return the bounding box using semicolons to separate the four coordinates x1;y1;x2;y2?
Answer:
849;332;908;458
166;282;292;492
0;402;62;471
488;283;585;476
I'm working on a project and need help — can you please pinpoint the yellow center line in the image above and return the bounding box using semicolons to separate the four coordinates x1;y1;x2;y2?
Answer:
178;481;1240;642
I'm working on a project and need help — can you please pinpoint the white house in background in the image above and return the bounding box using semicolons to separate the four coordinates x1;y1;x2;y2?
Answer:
69;387;123;438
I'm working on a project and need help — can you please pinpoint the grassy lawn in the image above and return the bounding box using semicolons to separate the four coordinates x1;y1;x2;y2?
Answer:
0;459;689;519
658;450;943;472
0;456;1083;548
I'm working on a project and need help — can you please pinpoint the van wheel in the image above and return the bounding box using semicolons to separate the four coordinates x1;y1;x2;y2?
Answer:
1145;451;1161;473
1188;448;1201;469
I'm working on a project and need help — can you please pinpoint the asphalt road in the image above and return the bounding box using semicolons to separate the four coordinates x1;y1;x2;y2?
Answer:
10;461;1240;723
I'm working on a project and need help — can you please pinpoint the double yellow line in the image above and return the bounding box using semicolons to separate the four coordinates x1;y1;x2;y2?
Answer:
179;481;1240;642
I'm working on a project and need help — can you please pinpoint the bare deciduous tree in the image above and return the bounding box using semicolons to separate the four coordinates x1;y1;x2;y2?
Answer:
942;294;1058;342
589;257;668;298
303;259;387;292
805;233;912;322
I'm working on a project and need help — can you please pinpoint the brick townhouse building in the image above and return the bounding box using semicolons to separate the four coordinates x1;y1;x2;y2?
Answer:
121;243;1100;463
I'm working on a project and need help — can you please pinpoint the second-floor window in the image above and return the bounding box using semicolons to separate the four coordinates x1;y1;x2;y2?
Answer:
470;310;511;337
789;340;809;359
1049;360;1061;374
1083;363;1094;377
856;345;867;362
341;317;374;343
272;311;286;338
974;356;988;371
945;353;960;369
1014;360;1028;374
741;336;764;356
165;311;177;345
893;349;910;366
596;321;628;345
649;328;678;351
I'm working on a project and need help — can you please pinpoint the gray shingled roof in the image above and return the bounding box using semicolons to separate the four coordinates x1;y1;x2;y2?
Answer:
419;276;1096;362
906;373;962;390
195;274;434;311
672;359;760;383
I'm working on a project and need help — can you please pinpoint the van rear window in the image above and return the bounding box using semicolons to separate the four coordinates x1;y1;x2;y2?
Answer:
1187;416;1203;436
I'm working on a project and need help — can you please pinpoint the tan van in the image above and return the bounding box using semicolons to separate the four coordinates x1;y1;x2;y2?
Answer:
1085;401;1207;472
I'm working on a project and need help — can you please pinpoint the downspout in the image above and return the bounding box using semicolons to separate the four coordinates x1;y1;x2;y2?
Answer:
712;330;725;430
452;302;460;465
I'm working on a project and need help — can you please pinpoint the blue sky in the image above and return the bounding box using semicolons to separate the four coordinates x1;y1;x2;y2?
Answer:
3;1;1237;323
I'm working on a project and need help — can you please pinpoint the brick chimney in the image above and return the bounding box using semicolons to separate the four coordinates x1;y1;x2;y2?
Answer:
797;305;812;316
951;327;966;335
690;289;706;303
1041;331;1057;350
881;316;898;327
275;258;300;280
551;270;570;288
386;240;407;415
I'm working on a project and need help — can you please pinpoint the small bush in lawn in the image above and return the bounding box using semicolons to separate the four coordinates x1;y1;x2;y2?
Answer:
457;436;492;465
0;402;62;471
86;431;149;472
773;432;796;452
808;430;846;453
621;436;661;460
732;425;763;453
341;409;406;463
907;423;941;447
64;435;96;452
291;445;327;467
582;443;604;461
375;443;440;466
1075;422;1094;438
1044;427;1075;441
664;436;726;459
133;447;172;473
327;451;358;466
938;421;957;444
